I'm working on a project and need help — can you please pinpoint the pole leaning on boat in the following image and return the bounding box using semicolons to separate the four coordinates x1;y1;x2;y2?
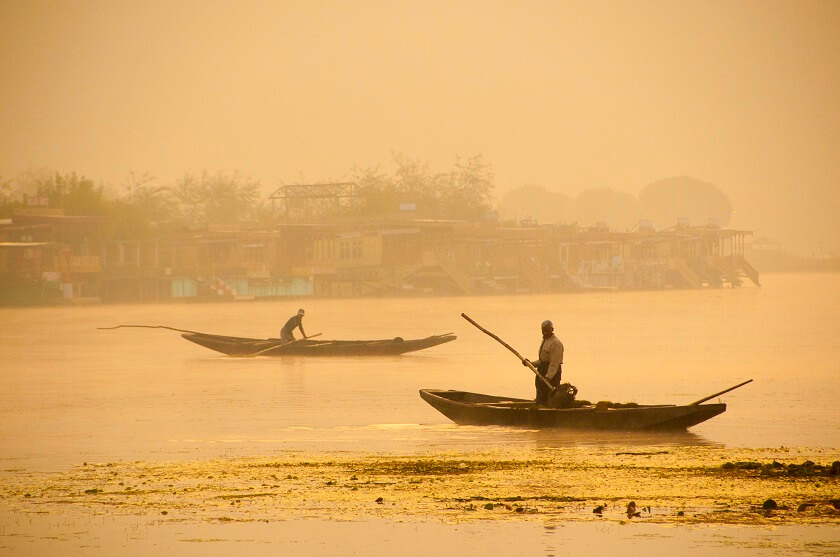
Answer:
461;313;554;390
689;379;753;405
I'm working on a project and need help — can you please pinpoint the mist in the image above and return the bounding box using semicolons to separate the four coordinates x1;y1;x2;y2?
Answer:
1;0;838;254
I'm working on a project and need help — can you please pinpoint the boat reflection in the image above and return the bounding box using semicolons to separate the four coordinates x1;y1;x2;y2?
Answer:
529;427;717;448
405;423;719;453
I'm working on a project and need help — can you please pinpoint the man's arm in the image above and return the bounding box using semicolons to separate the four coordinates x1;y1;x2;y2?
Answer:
298;318;307;339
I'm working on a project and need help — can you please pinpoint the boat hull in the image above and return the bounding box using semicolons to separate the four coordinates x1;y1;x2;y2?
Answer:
182;332;456;356
419;389;726;430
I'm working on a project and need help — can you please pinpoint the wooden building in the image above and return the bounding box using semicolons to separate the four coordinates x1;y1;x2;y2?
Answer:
559;224;760;289
100;224;329;302
0;210;106;303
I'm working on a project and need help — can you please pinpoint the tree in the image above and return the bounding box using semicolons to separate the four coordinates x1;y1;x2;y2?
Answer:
119;171;174;221
171;173;204;224
573;188;640;230
0;175;15;218
0;175;11;200
498;184;574;224
390;153;495;219
102;171;176;237
392;153;438;201
172;170;261;225
35;172;110;216
347;154;496;220
443;154;495;219
639;176;733;228
14;167;52;196
350;165;398;215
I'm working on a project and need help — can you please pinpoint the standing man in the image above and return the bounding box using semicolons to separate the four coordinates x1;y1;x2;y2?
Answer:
524;319;564;405
280;308;307;343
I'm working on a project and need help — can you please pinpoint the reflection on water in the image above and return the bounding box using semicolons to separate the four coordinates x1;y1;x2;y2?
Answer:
529;427;715;448
174;423;715;452
0;273;837;471
3;512;837;557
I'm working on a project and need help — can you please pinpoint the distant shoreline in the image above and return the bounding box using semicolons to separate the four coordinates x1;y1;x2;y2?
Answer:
746;251;840;273
2;269;838;308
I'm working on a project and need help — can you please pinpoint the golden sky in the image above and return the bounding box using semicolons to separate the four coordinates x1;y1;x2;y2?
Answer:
1;0;838;254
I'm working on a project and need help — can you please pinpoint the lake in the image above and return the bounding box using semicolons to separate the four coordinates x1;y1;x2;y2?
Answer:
1;272;837;472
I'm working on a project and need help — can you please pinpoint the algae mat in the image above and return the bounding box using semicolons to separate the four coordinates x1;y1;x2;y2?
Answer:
2;446;838;526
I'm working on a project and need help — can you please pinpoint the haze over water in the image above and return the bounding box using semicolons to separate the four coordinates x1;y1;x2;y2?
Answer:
1;273;837;473
2;1;839;254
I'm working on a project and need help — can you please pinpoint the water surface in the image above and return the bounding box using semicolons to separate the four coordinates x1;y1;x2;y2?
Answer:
0;273;837;471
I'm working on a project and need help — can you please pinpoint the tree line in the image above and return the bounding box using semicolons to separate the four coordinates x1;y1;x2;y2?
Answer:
1;156;734;237
0;154;495;234
499;177;734;231
0;168;262;232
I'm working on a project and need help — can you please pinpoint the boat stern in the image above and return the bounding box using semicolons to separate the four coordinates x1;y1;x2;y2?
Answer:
644;403;727;430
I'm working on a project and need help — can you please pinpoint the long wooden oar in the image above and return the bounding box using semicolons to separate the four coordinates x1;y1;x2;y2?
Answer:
247;333;322;357
98;324;206;335
461;313;555;391
690;379;753;405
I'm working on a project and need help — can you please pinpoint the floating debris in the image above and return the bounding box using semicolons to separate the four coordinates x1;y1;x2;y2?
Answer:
722;461;761;470
616;451;670;456
2;447;837;526
722;460;840;477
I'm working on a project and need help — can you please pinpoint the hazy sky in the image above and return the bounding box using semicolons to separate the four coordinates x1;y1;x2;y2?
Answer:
1;0;838;254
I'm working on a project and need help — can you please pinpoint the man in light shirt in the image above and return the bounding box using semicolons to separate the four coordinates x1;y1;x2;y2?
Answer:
524;319;564;406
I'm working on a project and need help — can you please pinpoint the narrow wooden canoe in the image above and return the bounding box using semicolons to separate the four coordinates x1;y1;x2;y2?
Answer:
181;331;457;356
419;389;726;430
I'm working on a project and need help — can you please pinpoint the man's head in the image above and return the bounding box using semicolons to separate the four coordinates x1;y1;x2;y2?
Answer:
541;320;554;338
298;308;305;316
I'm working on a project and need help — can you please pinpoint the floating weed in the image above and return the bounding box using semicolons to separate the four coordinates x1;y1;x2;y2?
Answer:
215;493;274;500
454;495;585;503
720;460;840;478
354;458;548;476
4;448;838;526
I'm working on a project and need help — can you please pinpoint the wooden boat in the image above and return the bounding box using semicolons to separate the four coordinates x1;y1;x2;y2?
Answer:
418;389;728;430
181;331;457;356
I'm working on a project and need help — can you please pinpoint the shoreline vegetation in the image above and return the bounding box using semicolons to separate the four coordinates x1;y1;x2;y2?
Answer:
3;447;837;526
